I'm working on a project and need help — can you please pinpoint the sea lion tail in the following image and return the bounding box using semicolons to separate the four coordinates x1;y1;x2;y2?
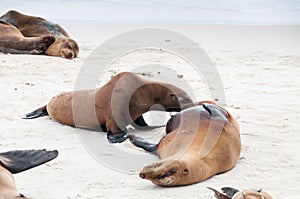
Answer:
0;149;58;174
23;105;48;119
207;187;232;199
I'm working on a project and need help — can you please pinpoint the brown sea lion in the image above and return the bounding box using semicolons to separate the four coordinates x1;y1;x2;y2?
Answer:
0;149;58;199
0;10;79;59
208;187;273;199
23;72;194;143
129;101;241;186
0;21;55;55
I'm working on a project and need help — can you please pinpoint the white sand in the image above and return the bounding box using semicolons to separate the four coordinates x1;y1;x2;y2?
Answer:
0;23;299;198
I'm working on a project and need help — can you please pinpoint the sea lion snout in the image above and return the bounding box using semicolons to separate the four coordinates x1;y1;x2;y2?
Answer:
140;160;187;186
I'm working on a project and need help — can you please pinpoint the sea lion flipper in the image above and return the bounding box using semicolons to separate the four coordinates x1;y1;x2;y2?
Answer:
107;131;129;143
132;115;165;131
207;187;232;199
23;105;48;119
221;187;240;197
0;149;58;174
129;135;158;154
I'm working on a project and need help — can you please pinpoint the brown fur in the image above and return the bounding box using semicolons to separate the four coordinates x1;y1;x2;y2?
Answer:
0;166;31;199
0;21;55;54
0;10;78;59
26;72;194;142
233;190;273;199
138;101;241;186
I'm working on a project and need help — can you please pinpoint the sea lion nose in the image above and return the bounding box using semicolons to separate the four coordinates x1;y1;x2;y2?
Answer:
67;52;73;59
140;172;146;179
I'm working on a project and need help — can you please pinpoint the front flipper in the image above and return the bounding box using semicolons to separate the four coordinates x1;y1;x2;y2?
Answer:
129;135;157;154
0;149;58;174
207;187;232;199
107;131;129;143
132;115;164;130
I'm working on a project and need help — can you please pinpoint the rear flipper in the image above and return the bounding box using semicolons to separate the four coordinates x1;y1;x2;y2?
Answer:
0;149;58;174
23;105;48;119
132;115;165;131
221;187;240;197
129;134;157;154
207;187;232;199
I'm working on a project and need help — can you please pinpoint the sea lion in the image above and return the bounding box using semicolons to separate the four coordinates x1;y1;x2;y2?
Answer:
0;10;79;59
0;149;58;199
23;72;194;143
207;187;273;199
0;21;55;54
129;101;241;186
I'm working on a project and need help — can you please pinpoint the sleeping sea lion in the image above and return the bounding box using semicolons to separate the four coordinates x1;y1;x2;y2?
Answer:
129;101;241;186
207;187;273;199
0;10;79;59
23;72;194;143
0;21;55;55
0;149;58;199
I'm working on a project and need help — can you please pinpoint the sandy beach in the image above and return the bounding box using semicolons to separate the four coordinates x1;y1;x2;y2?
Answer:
0;22;299;198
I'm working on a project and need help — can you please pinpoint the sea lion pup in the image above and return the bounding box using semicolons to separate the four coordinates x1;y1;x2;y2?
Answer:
129;102;241;186
23;72;194;143
0;21;55;54
207;187;273;199
0;10;79;59
0;149;58;199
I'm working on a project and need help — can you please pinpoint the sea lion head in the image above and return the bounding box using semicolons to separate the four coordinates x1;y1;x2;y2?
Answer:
158;84;194;112
232;190;273;199
45;37;79;59
208;187;273;199
139;159;190;187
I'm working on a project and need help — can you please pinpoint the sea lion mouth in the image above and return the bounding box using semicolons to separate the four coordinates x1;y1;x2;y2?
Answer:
165;107;181;112
140;162;180;186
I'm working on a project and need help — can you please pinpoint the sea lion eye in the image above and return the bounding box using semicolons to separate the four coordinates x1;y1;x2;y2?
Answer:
169;93;178;102
158;173;168;179
65;43;72;49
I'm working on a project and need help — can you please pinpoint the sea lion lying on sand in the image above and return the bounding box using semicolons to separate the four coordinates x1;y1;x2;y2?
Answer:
23;72;194;143
130;101;241;186
208;187;273;199
0;10;78;59
0;149;58;199
0;21;55;54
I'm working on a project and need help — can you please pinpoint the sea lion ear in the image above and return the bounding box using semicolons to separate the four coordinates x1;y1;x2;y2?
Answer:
183;169;189;175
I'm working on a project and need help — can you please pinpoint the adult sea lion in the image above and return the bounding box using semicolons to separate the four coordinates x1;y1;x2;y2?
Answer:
0;149;58;199
130;102;241;186
0;10;79;59
23;72;194;143
0;21;55;54
207;187;273;199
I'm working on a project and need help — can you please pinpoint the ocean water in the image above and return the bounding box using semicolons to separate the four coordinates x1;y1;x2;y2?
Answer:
0;0;299;25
